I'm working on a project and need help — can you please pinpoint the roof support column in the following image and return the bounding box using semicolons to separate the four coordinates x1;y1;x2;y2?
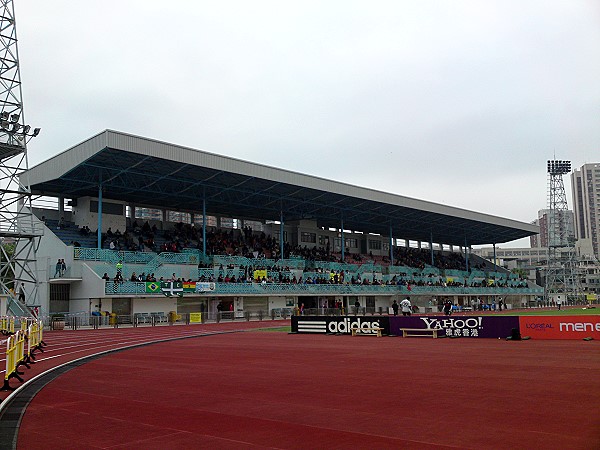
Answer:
202;192;206;256
128;203;135;220
493;243;497;276
464;237;469;272
97;183;103;250
279;210;284;260
58;196;64;218
340;216;345;263
430;231;434;266
389;224;394;265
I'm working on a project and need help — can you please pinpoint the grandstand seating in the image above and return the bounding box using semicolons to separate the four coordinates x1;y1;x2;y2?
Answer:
43;212;535;297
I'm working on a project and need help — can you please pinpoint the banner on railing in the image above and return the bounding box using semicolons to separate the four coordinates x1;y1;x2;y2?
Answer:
195;282;216;292
253;269;267;280
161;281;183;297
183;281;196;292
145;282;161;293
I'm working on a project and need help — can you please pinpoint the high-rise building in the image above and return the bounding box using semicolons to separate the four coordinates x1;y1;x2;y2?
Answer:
530;209;574;248
571;163;600;258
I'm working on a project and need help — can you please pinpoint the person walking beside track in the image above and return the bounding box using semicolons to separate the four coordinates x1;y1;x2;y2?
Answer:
400;297;411;316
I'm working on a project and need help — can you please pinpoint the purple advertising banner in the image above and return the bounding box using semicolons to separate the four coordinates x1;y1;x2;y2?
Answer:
389;316;520;339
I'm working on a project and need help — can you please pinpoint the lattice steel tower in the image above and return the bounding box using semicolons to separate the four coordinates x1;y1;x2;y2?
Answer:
544;160;581;303
0;0;42;316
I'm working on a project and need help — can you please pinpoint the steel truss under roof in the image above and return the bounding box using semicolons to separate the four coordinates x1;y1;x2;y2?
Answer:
23;130;538;246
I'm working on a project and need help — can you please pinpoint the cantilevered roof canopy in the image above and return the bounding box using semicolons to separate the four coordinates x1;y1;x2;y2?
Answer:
23;130;538;246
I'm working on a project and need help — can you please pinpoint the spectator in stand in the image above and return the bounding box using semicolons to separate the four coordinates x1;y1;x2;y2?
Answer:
18;283;25;303
102;273;110;281
60;259;67;276
54;259;62;278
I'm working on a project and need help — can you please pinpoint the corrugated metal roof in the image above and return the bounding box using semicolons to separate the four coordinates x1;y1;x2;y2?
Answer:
23;129;538;246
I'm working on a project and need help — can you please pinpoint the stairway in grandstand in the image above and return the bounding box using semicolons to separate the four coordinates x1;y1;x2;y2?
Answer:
46;219;98;248
6;292;37;318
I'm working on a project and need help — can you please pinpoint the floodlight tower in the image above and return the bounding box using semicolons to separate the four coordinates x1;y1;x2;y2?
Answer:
544;160;580;304
0;0;42;316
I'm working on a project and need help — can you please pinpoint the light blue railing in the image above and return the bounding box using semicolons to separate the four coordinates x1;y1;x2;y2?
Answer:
308;261;360;272
212;255;306;270
74;247;205;266
104;281;543;296
444;269;467;277
388;265;422;275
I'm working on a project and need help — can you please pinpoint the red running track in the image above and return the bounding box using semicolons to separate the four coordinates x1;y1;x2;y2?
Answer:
12;328;600;449
0;321;286;403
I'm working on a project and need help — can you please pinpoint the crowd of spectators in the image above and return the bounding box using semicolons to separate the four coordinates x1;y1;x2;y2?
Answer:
92;221;530;289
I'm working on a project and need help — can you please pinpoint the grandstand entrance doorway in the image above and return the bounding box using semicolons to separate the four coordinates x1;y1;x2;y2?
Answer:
301;297;319;309
177;297;207;314
112;298;131;316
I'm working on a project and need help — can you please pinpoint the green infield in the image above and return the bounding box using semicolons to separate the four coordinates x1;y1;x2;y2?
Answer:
505;307;599;316
256;326;292;332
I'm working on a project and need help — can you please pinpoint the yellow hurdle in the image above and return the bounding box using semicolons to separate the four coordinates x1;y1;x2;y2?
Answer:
1;330;26;391
38;319;45;347
0;316;16;335
26;320;44;363
15;329;26;367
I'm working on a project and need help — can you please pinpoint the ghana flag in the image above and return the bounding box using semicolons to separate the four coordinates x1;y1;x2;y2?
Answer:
183;281;196;292
145;281;161;293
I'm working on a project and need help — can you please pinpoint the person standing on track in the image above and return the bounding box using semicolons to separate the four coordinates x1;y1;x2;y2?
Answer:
443;299;452;316
391;299;399;316
556;296;563;311
400;297;411;316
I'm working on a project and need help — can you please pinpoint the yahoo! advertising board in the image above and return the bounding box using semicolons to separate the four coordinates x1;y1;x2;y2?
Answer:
292;315;520;338
388;316;520;339
292;315;599;339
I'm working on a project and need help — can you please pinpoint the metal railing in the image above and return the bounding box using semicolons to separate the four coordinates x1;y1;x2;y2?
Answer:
103;281;543;296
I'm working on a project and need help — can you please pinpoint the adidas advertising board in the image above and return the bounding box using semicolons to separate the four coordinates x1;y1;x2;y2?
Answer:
292;315;521;338
293;316;390;335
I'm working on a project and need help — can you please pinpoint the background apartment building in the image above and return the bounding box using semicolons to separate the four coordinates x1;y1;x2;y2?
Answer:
530;209;575;249
572;163;600;259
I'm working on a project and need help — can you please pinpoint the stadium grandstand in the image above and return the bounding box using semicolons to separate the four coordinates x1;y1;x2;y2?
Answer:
12;129;541;323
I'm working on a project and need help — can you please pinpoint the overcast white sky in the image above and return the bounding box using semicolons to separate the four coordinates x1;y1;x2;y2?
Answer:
15;1;600;247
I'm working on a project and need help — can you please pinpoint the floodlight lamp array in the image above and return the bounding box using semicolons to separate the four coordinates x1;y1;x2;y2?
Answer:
547;160;571;175
0;109;40;140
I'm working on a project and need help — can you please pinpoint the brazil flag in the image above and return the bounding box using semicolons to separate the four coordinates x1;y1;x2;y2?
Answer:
145;281;161;293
